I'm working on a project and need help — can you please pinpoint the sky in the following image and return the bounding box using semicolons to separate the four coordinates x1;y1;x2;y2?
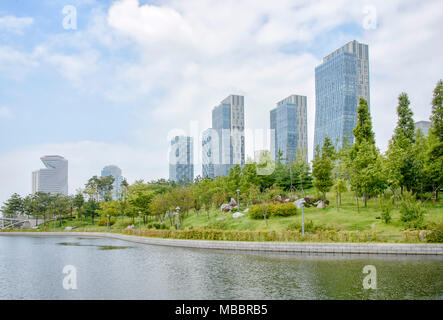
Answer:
0;0;442;204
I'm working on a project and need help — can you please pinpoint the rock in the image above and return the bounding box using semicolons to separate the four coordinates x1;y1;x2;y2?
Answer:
229;198;237;207
65;227;74;231
294;198;306;209
216;218;225;221
243;208;250;213
221;204;232;212
125;224;135;230
233;212;245;218
317;201;328;209
284;198;291;203
304;196;314;204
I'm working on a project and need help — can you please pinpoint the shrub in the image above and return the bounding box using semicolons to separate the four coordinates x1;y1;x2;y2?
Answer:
146;222;167;230
380;200;393;224
400;192;426;227
426;222;443;243
248;204;268;219
287;220;337;233
98;216;116;226
269;202;297;217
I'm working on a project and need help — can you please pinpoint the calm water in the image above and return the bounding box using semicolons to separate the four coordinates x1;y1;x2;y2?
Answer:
0;236;442;300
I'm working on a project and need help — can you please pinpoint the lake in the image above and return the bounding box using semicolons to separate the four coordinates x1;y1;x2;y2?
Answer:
0;236;442;300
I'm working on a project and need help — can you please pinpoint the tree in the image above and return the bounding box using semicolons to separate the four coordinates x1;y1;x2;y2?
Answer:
83;198;100;224
386;93;418;193
349;98;386;209
1;193;24;218
427;80;443;199
73;193;85;219
312;142;334;201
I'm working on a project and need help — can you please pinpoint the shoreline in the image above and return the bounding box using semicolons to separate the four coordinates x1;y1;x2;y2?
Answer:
1;232;443;255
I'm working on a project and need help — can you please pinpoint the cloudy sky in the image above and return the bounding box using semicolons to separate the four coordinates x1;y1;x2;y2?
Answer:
0;0;442;204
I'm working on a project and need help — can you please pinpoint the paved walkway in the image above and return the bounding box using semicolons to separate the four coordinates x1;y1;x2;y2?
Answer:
1;232;442;255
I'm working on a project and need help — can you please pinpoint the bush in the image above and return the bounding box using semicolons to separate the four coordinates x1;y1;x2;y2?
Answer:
98;216;116;226
380;201;393;224
268;202;297;217
400;192;426;227
146;222;167;230
426;222;443;243
287;220;337;232
248;204;268;219
248;202;297;219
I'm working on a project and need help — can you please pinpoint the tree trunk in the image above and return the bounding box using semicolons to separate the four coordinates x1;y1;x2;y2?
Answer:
374;196;377;209
356;195;360;213
322;192;326;201
336;192;339;210
364;193;367;208
339;193;342;206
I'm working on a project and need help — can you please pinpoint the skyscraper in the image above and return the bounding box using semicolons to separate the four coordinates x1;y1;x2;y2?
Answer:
101;165;124;199
169;135;194;183
270;95;308;163
314;40;370;150
32;155;68;195
202;95;245;178
415;121;432;136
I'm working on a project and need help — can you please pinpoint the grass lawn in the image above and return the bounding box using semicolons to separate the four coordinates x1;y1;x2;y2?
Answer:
31;189;443;241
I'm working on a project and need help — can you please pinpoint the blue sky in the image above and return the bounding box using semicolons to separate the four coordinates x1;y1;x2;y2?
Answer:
1;0;442;203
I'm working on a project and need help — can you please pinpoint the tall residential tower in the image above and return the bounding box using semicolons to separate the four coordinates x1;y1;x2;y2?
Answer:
101;165;124;199
202;95;245;178
270;95;308;163
32;155;68;195
169;135;194;183
314;40;370;150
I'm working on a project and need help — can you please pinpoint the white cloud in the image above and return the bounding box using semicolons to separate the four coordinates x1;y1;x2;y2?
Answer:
0;106;12;119
0;15;33;34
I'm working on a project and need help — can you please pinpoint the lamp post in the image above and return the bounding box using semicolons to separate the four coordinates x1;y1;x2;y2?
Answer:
138;211;141;234
176;206;180;231
301;200;305;237
236;189;240;210
107;214;110;231
54;216;56;231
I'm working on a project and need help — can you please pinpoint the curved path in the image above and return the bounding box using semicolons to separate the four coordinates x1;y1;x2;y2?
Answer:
1;232;442;255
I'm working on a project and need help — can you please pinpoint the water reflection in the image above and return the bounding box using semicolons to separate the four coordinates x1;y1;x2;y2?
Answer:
0;236;441;300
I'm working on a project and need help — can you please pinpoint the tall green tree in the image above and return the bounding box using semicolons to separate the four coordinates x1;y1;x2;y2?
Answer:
312;141;334;201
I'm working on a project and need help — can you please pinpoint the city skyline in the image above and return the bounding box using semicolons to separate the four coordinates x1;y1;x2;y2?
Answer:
1;0;442;204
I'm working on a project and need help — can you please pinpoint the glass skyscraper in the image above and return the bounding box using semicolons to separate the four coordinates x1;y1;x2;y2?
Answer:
270;95;308;163
314;40;370;150
101;165;124;199
32;155;68;195
169;135;194;183
202;95;245;178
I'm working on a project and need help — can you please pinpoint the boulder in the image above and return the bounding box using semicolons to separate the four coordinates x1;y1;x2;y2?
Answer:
243;208;250;213
233;212;245;218
317;201;328;209
216;218;225;221
65;226;74;231
304;196;314;204
221;204;232;212
125;224;135;230
229;198;237;207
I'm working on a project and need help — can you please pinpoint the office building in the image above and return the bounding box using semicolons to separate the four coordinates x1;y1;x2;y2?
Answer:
101;165;124;199
415;121;432;136
270;95;308;163
202;95;245;178
32;155;68;195
314;40;370;150
169;135;194;183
